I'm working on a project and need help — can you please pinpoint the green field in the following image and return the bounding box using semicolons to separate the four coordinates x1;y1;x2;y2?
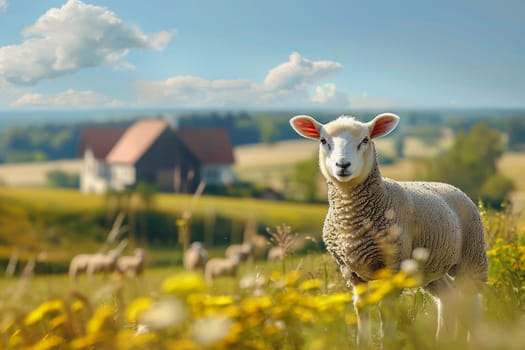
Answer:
1;138;524;348
0;211;523;349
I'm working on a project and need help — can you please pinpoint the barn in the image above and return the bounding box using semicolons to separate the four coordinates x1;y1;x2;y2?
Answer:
79;119;235;194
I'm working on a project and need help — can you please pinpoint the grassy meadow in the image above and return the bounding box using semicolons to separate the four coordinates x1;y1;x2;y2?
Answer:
0;138;524;349
0;207;524;349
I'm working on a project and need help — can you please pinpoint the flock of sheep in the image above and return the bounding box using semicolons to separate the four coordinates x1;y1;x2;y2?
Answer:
69;248;145;281
184;238;286;283
69;236;282;284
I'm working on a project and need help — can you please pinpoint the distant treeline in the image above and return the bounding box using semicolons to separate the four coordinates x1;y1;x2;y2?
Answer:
0;110;524;164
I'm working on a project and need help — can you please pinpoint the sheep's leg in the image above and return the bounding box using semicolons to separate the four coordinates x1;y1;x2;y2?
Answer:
455;275;484;342
460;292;482;342
378;290;400;345
352;283;372;347
425;275;458;341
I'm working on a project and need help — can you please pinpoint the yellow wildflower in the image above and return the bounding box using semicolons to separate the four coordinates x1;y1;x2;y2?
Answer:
24;299;65;326
31;335;65;350
118;329;157;349
285;271;301;286
373;268;393;280
365;281;394;305
314;293;352;311
70;333;102;349
354;283;368;296
162;272;207;296
126;296;154;323
86;304;114;334
49;314;68;330
270;271;282;282
299;278;323;292
293;306;315;323
241;295;273;314
203;295;235;307
8;329;23;348
71;299;86;313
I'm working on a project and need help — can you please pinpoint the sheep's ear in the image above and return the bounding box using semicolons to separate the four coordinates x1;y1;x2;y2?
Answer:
368;113;400;139
290;115;323;140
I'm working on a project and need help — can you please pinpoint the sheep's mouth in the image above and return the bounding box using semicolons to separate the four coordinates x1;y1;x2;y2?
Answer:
335;170;352;180
336;169;351;177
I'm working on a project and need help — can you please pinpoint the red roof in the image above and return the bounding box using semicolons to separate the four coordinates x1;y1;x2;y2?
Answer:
106;119;169;164
176;128;235;164
78;127;126;159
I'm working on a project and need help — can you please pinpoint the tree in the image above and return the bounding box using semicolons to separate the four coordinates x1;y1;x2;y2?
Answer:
292;155;320;202
420;123;513;207
506;117;525;151
46;170;80;188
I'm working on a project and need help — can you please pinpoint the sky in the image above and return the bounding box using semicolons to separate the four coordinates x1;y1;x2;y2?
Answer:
0;0;523;112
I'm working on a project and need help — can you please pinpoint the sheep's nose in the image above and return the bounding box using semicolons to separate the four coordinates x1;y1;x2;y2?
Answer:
336;160;351;170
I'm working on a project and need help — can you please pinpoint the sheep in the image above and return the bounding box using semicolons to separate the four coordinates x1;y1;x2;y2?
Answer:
204;254;241;284
86;251;119;278
69;254;94;281
69;251;119;281
267;246;285;261
225;242;252;262
116;248;145;277
183;242;209;271
290;113;488;345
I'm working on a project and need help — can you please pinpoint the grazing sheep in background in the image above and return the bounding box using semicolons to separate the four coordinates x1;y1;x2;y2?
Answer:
117;248;145;277
86;251;119;278
69;254;94;281
204;254;241;283
69;251;119;281
183;242;209;271
225;243;252;262
267;246;285;261
290;113;487;345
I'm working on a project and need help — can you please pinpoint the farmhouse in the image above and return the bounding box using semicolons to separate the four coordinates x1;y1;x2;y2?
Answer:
79;119;235;194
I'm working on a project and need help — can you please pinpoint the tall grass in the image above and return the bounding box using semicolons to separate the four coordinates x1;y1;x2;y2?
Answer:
1;205;524;349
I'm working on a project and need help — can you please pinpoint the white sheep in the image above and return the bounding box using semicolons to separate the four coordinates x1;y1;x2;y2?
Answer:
225;242;252;262
204;254;241;283
290;113;487;345
183;242;209;271
267;246;285;261
69;251;119;281
86;251;119;278
69;254;92;281
116;248;145;277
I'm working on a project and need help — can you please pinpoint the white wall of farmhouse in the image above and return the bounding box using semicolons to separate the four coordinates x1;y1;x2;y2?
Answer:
80;149;136;194
201;164;235;186
80;149;109;194
109;163;136;191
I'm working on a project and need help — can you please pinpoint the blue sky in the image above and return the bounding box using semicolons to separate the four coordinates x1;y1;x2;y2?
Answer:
0;0;523;111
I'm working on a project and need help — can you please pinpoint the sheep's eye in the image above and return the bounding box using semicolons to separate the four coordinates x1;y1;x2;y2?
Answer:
358;137;369;150
320;138;327;145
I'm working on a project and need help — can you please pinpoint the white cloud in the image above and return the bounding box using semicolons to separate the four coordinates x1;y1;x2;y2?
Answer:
312;83;335;103
12;89;122;108
135;76;259;107
134;52;348;108
0;0;174;85
0;0;7;11
263;52;343;91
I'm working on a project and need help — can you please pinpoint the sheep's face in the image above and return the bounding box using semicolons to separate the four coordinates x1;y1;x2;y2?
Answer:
320;120;372;182
290;113;399;184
